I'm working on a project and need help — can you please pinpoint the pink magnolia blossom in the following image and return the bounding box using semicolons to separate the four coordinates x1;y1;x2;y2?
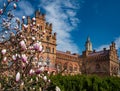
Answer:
35;69;41;74
19;40;27;50
56;86;61;91
32;17;36;21
43;76;47;82
29;69;34;75
21;54;27;63
5;31;8;34
13;3;17;9
23;24;28;30
1;49;6;55
12;55;17;61
3;57;7;62
28;46;34;50
32;37;35;40
33;42;42;52
16;72;20;82
22;16;26;19
39;66;44;72
38;62;42;66
0;9;3;14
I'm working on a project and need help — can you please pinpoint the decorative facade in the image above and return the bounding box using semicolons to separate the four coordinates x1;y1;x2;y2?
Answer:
0;11;119;76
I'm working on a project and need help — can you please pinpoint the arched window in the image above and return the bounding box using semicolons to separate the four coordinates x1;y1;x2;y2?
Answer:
52;48;54;53
69;65;73;72
74;64;78;71
57;63;62;71
96;64;100;71
63;63;68;70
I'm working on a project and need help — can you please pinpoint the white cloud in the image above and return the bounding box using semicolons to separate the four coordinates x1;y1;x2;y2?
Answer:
14;1;35;17
115;36;120;49
96;44;109;51
39;0;80;53
96;36;120;56
97;36;120;50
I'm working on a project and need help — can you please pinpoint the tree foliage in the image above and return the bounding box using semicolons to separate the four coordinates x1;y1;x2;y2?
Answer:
50;74;120;91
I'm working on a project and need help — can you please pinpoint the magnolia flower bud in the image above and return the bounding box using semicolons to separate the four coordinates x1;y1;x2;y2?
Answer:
0;9;3;14
3;57;7;62
33;42;42;52
23;24;28;30
13;3;17;9
1;49;6;55
19;40;27;50
12;55;17;61
48;79;51;83
36;77;38;82
38;62;42;66
30;79;33;82
16;72;20;82
32;37;35;40
22;16;26;20
32;17;36;21
56;86;61;91
39;66;44;72
35;69;41;74
29;69;34;75
43;76;47;82
21;54;27;63
5;31;8;34
33;22;36;25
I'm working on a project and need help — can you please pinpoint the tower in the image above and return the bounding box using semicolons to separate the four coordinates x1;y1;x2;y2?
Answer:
85;36;92;52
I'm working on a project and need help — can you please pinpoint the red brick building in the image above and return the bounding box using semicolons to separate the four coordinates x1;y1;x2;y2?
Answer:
0;11;119;76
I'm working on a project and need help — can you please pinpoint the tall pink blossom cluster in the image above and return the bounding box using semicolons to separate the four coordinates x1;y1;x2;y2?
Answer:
19;40;27;50
33;41;42;52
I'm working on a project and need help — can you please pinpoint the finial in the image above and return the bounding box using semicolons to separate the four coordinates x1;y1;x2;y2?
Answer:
87;36;90;42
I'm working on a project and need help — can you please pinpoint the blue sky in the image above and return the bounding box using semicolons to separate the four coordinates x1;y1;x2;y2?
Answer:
0;0;120;55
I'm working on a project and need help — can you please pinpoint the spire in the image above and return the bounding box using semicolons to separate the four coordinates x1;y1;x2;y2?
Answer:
85;36;93;52
87;36;90;42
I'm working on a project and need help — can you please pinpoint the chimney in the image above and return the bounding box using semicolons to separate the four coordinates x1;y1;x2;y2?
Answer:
66;51;71;54
93;49;96;53
35;10;40;18
103;48;106;51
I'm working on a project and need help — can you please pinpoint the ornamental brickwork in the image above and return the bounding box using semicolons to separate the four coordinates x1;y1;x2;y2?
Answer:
0;11;119;76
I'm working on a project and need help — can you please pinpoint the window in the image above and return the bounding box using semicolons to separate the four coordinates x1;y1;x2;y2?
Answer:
63;63;68;70
52;48;54;53
96;64;100;71
74;66;77;71
46;47;50;53
46;36;50;41
69;64;73;72
57;63;62;71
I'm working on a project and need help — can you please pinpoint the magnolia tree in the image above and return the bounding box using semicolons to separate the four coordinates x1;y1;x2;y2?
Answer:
0;0;58;91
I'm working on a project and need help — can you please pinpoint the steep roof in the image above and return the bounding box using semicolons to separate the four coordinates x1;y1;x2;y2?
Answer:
87;50;110;61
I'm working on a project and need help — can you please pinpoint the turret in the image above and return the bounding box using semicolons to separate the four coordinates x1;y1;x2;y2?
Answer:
35;10;40;18
85;36;93;52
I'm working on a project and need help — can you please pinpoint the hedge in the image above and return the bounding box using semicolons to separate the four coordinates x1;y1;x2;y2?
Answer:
50;74;120;91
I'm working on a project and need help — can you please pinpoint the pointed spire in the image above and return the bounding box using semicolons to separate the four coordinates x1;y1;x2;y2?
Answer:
87;36;90;42
85;36;93;52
